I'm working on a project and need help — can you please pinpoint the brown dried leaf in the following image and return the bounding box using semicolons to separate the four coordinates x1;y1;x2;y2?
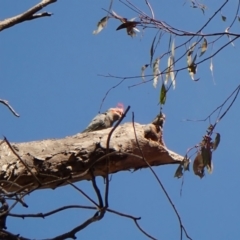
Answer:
116;21;139;31
193;153;204;178
206;161;214;174
201;146;212;166
201;146;213;174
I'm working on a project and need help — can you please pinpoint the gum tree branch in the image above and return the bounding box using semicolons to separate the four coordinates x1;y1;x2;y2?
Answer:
0;0;57;32
0;122;183;193
0;99;19;117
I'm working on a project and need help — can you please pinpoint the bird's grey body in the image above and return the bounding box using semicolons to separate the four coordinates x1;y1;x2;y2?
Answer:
82;108;123;133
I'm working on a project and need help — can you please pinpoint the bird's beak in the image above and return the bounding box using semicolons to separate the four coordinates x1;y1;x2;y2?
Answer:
114;108;123;117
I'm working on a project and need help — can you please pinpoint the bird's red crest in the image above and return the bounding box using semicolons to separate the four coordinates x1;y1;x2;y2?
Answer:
116;103;124;111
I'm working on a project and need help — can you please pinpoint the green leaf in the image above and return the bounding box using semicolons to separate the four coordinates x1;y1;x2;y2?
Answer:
160;83;167;105
213;133;221;150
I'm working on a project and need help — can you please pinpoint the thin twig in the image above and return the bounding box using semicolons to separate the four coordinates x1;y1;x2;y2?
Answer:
0;99;19;117
90;170;103;208
107;208;156;240
104;106;131;207
132;112;192;240
145;0;154;19
134;219;157;240
107;208;157;240
98;76;126;112
9;205;96;218
48;211;105;240
185;85;240;126
67;182;99;207
107;208;141;220
25;12;53;20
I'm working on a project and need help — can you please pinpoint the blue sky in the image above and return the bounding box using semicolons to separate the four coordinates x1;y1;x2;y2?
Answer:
1;0;240;239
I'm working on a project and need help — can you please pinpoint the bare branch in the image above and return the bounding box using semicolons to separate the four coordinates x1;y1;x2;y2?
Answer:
47;211;105;240
145;0;155;19
0;99;19;117
108;208;157;240
104;106;131;207
0;0;57;32
9;205;96;218
132;113;192;240
134;219;157;240
90;170;103;208
98;76;126;113
68;182;99;207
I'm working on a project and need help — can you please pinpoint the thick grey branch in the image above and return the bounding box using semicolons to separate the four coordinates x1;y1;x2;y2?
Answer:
0;123;184;193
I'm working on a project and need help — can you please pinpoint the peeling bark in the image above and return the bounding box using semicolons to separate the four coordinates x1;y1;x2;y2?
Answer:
0;123;183;192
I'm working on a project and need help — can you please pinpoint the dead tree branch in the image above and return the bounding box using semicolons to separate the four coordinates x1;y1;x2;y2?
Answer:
0;99;19;117
0;0;57;32
0;122;183;193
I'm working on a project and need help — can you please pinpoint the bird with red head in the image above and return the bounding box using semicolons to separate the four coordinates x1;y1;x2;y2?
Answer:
82;103;124;133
